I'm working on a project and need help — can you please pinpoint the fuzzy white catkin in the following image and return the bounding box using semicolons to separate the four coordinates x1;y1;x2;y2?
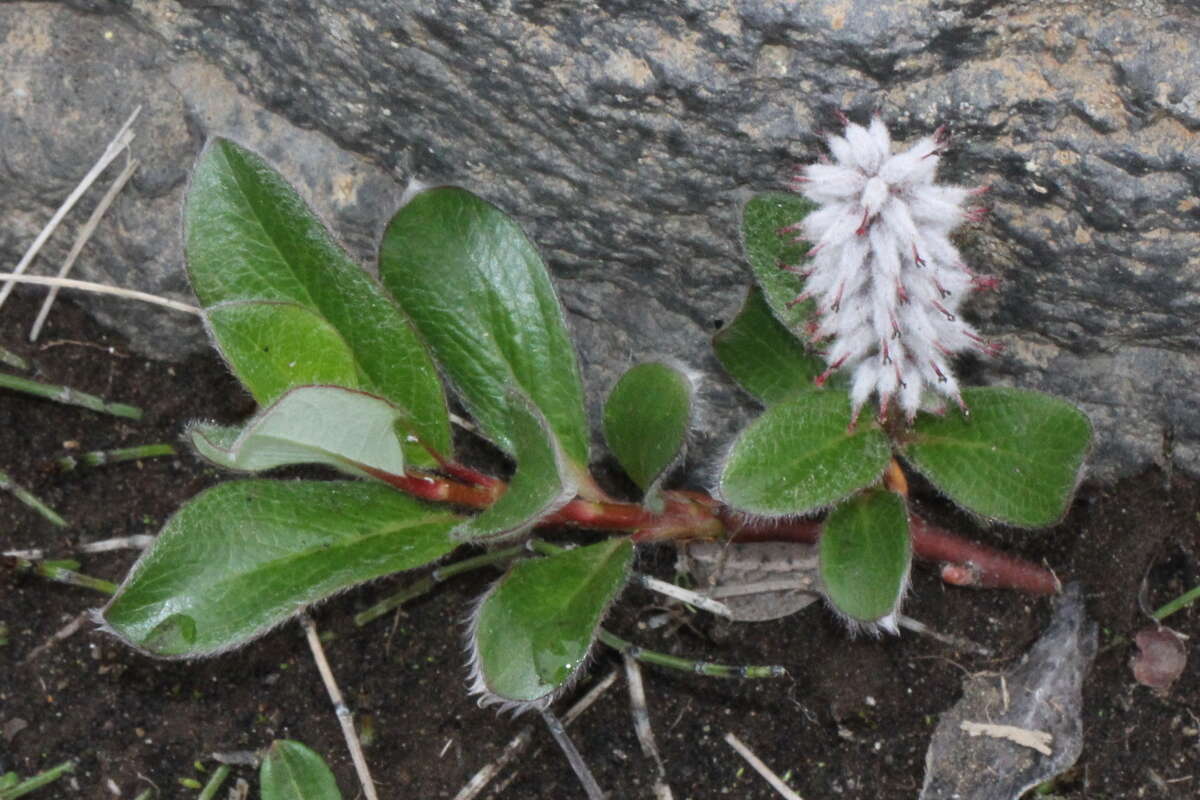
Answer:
787;116;995;422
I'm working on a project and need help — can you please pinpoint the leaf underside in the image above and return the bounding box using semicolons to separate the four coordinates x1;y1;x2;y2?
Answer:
189;385;409;478
185;138;450;466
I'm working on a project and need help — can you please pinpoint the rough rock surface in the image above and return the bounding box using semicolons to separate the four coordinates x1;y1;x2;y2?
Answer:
1;1;1197;482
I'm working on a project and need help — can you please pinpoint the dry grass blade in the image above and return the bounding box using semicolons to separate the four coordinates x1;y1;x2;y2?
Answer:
0;274;200;315
724;732;804;800
301;614;379;800
452;670;618;800
31;155;142;341
0;106;141;309
623;653;674;799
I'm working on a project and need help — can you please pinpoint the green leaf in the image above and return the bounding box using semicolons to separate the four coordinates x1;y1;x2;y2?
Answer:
185;138;450;466
452;391;574;542
260;740;343;800
602;362;692;504
470;538;634;707
188;385;407;478
101;481;458;657
819;489;911;624
205;301;361;404
902;386;1092;526
713;287;828;404
378;186;590;475
718;391;891;516
741;191;818;329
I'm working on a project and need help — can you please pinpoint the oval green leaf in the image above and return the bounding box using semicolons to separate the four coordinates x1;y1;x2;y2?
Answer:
452;391;575;542
469;538;634;708
602;362;692;501
713;287;830;404
741;191;818;329
718;391;891;516
185;138;450;466
205;301;361;404
819;489;911;624
379;186;589;475
188;385;407;478
100;481;458;657
261;740;343;800
902;387;1092;527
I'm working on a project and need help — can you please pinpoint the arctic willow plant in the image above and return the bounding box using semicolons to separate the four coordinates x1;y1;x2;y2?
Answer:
98;133;1089;736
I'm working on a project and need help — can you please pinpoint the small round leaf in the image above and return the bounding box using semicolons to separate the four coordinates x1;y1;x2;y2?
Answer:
820;490;911;623
902;387;1092;527
719;391;891;516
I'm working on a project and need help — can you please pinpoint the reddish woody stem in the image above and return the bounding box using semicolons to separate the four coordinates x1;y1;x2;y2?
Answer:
718;510;1059;596
361;465;1060;597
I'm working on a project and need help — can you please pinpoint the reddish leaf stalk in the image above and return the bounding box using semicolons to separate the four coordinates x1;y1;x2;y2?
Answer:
363;466;1060;597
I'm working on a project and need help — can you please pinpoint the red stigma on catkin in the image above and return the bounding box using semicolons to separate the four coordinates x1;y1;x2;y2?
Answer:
856;209;871;235
966;332;1004;357
815;355;848;386
912;245;926;267
965;207;989;223
972;274;1001;291
786;292;811;309
932;300;956;321
930;360;947;382
881;339;892;364
933;278;951;298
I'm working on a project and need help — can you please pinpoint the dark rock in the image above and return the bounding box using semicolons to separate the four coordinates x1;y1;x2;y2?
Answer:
2;1;1197;481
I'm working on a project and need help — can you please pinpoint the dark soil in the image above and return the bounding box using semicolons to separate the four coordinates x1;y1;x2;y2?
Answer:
2;288;1198;799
